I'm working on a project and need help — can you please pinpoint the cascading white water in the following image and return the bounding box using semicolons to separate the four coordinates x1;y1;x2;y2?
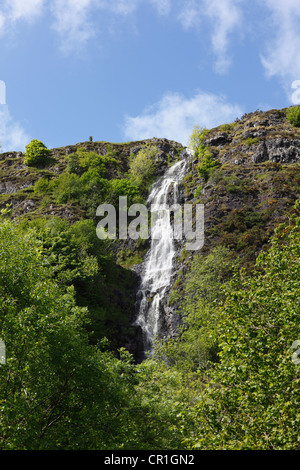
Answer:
135;151;192;356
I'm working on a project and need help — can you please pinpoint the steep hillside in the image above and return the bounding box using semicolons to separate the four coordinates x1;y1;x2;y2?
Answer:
0;138;183;222
0;107;299;360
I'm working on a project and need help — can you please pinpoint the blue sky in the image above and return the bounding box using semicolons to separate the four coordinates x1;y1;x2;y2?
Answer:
0;0;300;152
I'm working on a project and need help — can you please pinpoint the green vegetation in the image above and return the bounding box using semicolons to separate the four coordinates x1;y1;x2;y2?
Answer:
286;106;300;127
0;116;300;450
32;147;142;217
188;125;209;153
24;139;51;167
129;144;159;188
197;152;221;181
188;126;221;181
219;122;236;132
242;137;259;146
1;202;299;449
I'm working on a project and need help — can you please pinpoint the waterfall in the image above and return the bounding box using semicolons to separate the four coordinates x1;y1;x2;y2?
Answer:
134;149;192;357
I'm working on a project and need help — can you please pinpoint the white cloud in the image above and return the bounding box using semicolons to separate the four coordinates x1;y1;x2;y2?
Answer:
260;0;300;100
50;0;143;53
203;0;243;74
0;106;30;152
109;0;141;16
149;0;172;16
6;0;45;22
0;0;44;34
123;90;243;145
178;0;243;74
177;0;202;30
50;0;96;53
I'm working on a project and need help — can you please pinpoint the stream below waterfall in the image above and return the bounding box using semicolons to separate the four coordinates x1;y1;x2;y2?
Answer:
134;149;193;357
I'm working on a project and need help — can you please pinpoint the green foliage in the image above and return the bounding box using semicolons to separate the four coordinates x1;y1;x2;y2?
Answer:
188;126;209;154
17;215;139;350
54;172;83;204
129;144;158;187
159;246;240;371
286;106;300;127
197;151;221;181
67;148;114;177
32;148;142;216
34;176;54;195
24;139;51;167
0;220;139;449
108;178;141;205
219;122;235;131
242;137;259;146
182;204;300;449
188;126;221;181
194;185;203;198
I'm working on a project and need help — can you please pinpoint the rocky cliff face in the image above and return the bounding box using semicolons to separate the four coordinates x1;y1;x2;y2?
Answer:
0;107;299;359
0;137;183;222
133;108;300;348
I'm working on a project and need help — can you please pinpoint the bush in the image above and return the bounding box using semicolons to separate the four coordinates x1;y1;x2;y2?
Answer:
108;178;141;206
197;151;220;181
129;145;158;187
54;173;82;204
34;177;54;195
286;106;300;127
24;139;51;167
188;126;209;154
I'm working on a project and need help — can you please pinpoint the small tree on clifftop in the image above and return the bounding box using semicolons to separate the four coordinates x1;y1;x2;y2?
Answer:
24;139;51;167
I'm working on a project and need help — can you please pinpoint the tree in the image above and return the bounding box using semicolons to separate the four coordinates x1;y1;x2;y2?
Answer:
129;145;158;187
0;220;137;449
188;126;209;154
186;203;300;449
24;139;51;166
286;106;300;127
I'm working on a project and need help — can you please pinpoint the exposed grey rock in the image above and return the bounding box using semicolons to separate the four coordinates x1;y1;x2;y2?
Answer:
204;132;231;147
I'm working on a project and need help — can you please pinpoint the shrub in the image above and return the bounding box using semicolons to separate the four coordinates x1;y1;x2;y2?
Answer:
243;137;259;146
34;177;54;195
67;149;109;177
286;106;300;127
188;126;209;154
54;173;82;204
108;179;141;206
129;145;158;186
197;151;220;181
24;139;51;167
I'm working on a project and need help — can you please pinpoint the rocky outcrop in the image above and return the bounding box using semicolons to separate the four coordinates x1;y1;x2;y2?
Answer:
253;138;300;164
1;107;300;358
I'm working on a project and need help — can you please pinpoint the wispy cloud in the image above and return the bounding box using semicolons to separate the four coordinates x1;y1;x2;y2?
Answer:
123;90;243;145
50;0;143;53
178;0;243;74
0;0;44;33
6;0;45;22
260;0;300;101
202;0;243;74
50;0;96;54
0;105;30;152
150;0;172;16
